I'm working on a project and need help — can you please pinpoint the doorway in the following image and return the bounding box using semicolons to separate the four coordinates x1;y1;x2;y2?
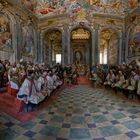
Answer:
71;27;91;66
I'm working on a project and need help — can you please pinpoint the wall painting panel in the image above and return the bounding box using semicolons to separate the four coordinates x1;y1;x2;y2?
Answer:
0;14;14;62
128;25;140;57
21;24;35;60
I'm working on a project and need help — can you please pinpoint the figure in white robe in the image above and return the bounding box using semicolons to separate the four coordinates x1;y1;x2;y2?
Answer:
46;72;56;96
127;71;138;91
52;72;63;87
17;74;45;104
37;72;48;97
104;70;115;86
114;71;125;88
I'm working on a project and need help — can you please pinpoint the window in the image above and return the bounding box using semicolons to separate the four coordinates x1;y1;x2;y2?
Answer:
103;48;107;64
100;49;107;64
56;54;61;64
100;53;102;64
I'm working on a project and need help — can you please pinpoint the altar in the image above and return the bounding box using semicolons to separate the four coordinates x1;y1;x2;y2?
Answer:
75;63;90;76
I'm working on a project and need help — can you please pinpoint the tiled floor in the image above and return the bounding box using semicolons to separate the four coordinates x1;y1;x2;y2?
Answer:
0;85;140;140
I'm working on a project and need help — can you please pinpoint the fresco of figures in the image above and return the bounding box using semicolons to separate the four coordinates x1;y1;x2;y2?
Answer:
21;0;138;17
21;24;35;57
128;25;140;57
0;14;12;51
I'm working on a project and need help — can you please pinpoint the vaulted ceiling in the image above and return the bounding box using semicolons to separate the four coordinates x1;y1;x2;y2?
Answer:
9;0;139;19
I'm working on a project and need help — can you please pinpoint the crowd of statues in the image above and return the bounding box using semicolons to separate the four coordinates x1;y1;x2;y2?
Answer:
0;60;82;112
0;59;140;112
90;59;140;99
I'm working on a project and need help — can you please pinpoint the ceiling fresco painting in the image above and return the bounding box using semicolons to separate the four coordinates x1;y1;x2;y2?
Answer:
20;0;139;18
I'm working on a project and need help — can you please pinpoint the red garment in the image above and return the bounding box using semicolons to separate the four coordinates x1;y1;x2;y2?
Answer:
8;82;18;97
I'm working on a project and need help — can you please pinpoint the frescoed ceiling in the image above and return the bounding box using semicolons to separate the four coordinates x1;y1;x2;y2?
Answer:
9;0;139;18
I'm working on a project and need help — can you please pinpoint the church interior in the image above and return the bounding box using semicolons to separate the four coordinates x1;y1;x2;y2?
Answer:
0;0;140;140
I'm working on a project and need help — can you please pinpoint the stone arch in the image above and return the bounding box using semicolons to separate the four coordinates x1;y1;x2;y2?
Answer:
70;24;93;36
43;27;62;66
42;27;63;39
99;26;120;65
99;26;121;37
70;24;92;66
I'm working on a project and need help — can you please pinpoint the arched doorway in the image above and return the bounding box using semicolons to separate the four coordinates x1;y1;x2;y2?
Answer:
44;30;62;66
71;27;91;66
99;29;119;65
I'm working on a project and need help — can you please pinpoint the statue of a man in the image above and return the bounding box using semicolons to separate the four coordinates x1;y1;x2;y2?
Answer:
75;51;81;62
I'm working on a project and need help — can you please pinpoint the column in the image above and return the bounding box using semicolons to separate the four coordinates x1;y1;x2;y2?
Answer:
62;28;65;66
62;24;70;65
121;31;126;64
118;32;123;64
91;29;95;66
36;29;42;63
33;28;38;63
94;29;100;65
91;27;100;66
15;21;21;62
107;39;110;65
67;28;71;64
49;40;53;67
40;32;44;63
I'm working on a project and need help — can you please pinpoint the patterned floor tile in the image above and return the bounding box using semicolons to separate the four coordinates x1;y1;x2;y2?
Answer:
93;138;106;140
33;134;55;140
112;113;126;119
71;116;85;124
125;131;139;138
51;115;64;123
23;130;36;138
122;120;140;130
99;126;121;137
1;84;140;140
106;134;129;140
18;122;36;130
0;128;19;140
13;135;31;140
133;136;140;140
93;115;108;123
11;125;26;134
57;128;70;139
115;124;130;133
4;122;15;127
39;125;60;137
89;128;102;138
70;128;91;139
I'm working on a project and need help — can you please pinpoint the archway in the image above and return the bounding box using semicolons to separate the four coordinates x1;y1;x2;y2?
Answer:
71;27;91;66
44;29;62;66
99;29;119;65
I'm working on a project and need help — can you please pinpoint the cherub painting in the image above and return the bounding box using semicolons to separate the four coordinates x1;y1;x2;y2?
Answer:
0;14;12;51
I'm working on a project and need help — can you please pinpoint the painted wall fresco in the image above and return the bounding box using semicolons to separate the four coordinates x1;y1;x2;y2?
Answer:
20;0;138;18
109;34;118;64
0;14;12;51
21;24;35;57
128;25;140;57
